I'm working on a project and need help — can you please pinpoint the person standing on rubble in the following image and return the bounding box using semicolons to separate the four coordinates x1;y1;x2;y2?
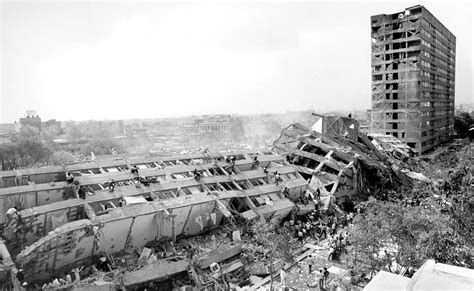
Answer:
331;221;337;236
193;169;202;181
97;254;111;272
66;172;74;184
253;156;259;169
130;165;139;177
308;254;315;274
320;223;328;239
6;207;19;224
108;179;115;192
323;267;330;288
274;171;281;186
328;244;335;261
78;186;86;199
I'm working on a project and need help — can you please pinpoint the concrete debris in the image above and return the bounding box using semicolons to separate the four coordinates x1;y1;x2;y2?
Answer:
273;118;417;208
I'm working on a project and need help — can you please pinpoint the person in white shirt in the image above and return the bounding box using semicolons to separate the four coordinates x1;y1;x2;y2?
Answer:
6;207;18;223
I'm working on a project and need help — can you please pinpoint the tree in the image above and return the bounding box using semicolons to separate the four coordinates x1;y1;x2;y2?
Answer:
454;112;473;138
65;124;83;146
41;125;61;147
348;198;472;279
0;126;53;170
49;151;76;165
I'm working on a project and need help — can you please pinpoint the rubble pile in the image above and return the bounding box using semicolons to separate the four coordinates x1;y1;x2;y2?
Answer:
273;121;414;208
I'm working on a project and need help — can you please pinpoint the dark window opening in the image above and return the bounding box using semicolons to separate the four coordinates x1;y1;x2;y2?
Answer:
373;75;383;81
407;40;420;48
408;51;419;58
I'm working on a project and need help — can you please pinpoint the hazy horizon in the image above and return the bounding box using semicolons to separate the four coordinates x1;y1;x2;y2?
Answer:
1;0;472;123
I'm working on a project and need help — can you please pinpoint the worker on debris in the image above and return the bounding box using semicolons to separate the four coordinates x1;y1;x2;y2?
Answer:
328;244;335;261
130;165;139;176
308;254;315;274
320;223;327;239
331;221;337;236
193;169;202;181
97;254;111;272
274;171;281;186
72;266;84;283
318;269;325;290
253;156;259;168
297;228;304;242
6;207;19;223
139;176;150;186
66;172;74;184
323;267;330;288
78;186;86;199
108;179;115;192
64;272;72;284
51;278;61;288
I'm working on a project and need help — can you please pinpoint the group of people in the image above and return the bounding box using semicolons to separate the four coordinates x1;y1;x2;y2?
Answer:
224;155;237;165
130;165;159;187
286;210;353;244
327;231;349;262
41;273;73;289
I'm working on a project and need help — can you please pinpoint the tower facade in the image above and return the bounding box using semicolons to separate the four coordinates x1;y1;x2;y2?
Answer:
370;5;455;154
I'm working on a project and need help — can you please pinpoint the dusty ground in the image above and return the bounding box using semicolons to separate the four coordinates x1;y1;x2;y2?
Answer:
265;232;358;290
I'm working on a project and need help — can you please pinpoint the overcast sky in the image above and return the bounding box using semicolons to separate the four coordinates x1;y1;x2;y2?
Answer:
1;0;472;123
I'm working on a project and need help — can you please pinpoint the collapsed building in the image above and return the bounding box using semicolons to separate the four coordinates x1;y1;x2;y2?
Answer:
273;115;414;211
0;116;420;289
0;152;310;288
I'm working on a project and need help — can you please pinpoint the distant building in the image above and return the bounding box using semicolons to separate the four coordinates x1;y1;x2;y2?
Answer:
193;115;231;134
370;5;456;154
18;110;61;132
19;110;42;131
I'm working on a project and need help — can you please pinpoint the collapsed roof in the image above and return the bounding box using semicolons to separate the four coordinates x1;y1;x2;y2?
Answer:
273;117;412;206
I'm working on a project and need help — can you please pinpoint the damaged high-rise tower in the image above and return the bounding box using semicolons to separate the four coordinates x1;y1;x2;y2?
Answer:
369;5;456;154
